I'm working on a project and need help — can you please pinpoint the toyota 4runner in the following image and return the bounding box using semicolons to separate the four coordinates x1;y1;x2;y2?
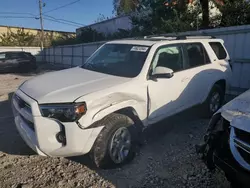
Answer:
12;35;232;168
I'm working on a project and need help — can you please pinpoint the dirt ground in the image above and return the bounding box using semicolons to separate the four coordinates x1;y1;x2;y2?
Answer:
0;64;231;188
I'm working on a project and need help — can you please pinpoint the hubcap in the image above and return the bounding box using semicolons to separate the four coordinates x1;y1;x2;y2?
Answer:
209;92;221;113
109;127;131;164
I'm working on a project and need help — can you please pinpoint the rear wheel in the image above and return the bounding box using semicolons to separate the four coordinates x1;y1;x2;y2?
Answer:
203;84;224;117
90;113;137;169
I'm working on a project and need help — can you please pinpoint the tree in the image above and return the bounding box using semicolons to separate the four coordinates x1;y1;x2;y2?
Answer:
218;0;250;27
95;14;111;23
113;0;139;15
131;0;199;35
200;0;209;28
0;29;36;46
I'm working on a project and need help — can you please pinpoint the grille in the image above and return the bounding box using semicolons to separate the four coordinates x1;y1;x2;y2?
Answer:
20;114;35;131
233;127;250;167
13;94;34;131
238;146;250;165
235;128;250;146
13;94;32;113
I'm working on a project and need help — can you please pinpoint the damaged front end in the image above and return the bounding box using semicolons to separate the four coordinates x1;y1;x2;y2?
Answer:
196;91;250;187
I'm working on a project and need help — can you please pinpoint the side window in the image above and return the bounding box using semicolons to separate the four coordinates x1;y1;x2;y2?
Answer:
152;45;183;72
8;53;22;59
185;43;210;69
0;53;6;60
209;42;227;60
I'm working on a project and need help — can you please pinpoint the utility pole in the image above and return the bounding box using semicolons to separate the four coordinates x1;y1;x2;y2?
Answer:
39;0;45;50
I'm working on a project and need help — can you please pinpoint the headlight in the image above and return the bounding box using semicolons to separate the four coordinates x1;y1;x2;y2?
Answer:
40;103;87;122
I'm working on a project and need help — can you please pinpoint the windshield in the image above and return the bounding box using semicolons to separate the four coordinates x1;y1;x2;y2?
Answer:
81;43;151;78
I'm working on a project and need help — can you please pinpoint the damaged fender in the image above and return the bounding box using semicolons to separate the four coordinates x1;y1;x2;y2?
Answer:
76;92;147;129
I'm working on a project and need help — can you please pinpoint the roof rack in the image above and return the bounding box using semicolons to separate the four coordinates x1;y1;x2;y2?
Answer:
142;34;216;40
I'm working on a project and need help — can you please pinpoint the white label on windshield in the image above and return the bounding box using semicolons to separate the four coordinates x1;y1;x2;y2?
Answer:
131;46;149;52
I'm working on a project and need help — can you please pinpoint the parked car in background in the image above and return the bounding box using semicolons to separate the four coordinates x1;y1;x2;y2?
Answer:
196;89;250;188
0;51;37;73
12;35;232;168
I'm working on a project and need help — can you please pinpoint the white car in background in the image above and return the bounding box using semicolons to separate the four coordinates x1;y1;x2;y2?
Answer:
12;35;232;168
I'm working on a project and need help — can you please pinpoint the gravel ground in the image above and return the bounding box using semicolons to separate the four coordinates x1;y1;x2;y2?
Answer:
0;65;231;188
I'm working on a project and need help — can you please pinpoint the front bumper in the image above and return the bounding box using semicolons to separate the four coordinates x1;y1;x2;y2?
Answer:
12;89;103;157
213;140;250;187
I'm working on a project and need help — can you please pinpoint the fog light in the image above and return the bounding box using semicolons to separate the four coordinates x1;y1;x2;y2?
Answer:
56;132;66;145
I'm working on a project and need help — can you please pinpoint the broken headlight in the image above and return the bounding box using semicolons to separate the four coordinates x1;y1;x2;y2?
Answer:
40;103;87;122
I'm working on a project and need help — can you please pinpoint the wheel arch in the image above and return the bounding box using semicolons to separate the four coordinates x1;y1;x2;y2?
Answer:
85;102;145;130
202;79;226;103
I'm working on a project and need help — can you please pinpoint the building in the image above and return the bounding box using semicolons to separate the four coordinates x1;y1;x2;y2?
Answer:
0;25;76;47
76;15;132;36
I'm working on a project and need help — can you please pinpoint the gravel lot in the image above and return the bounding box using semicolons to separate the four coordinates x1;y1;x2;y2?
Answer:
0;65;231;188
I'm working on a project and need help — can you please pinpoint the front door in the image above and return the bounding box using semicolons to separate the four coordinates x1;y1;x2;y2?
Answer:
147;44;192;124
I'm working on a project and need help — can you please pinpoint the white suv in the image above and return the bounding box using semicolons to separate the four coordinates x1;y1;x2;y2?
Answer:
12;35;232;168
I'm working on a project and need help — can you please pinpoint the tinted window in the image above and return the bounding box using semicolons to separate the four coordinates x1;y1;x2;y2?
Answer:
152;45;183;72
185;43;210;68
0;53;6;60
7;53;22;59
209;42;227;60
81;44;150;78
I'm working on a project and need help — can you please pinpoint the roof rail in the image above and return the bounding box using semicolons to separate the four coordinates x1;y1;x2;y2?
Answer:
143;34;216;40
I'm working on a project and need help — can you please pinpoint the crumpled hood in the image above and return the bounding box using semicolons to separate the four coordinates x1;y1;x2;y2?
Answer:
20;67;130;104
221;89;250;130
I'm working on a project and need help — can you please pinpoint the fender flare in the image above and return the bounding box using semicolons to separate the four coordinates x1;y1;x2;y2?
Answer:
92;99;145;124
201;79;226;104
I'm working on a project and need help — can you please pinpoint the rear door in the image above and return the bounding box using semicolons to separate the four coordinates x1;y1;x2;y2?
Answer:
180;42;217;108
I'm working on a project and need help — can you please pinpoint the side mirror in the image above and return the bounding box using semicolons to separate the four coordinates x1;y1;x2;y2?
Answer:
151;66;174;79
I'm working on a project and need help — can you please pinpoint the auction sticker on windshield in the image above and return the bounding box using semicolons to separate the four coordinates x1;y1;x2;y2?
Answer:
131;46;149;52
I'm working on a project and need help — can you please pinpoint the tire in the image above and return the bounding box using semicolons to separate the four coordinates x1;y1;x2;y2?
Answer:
202;84;224;118
90;113;137;169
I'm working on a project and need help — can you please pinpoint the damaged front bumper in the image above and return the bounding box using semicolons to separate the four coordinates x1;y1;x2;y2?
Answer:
12;89;104;157
196;112;250;187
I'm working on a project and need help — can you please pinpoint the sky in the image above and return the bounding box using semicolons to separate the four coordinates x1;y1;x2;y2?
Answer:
0;0;114;32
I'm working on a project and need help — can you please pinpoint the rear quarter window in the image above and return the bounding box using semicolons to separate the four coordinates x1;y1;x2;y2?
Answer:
209;42;227;60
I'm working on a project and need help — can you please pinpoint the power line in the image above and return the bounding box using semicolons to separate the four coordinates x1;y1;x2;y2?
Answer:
0;11;84;27
44;18;81;27
0;16;36;19
0;15;81;27
0;12;36;16
43;0;82;14
43;14;84;26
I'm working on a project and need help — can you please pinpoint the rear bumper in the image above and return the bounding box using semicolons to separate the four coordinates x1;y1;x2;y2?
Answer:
12;89;104;157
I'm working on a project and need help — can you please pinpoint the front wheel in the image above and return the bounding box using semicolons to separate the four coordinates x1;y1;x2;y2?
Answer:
90;113;137;169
